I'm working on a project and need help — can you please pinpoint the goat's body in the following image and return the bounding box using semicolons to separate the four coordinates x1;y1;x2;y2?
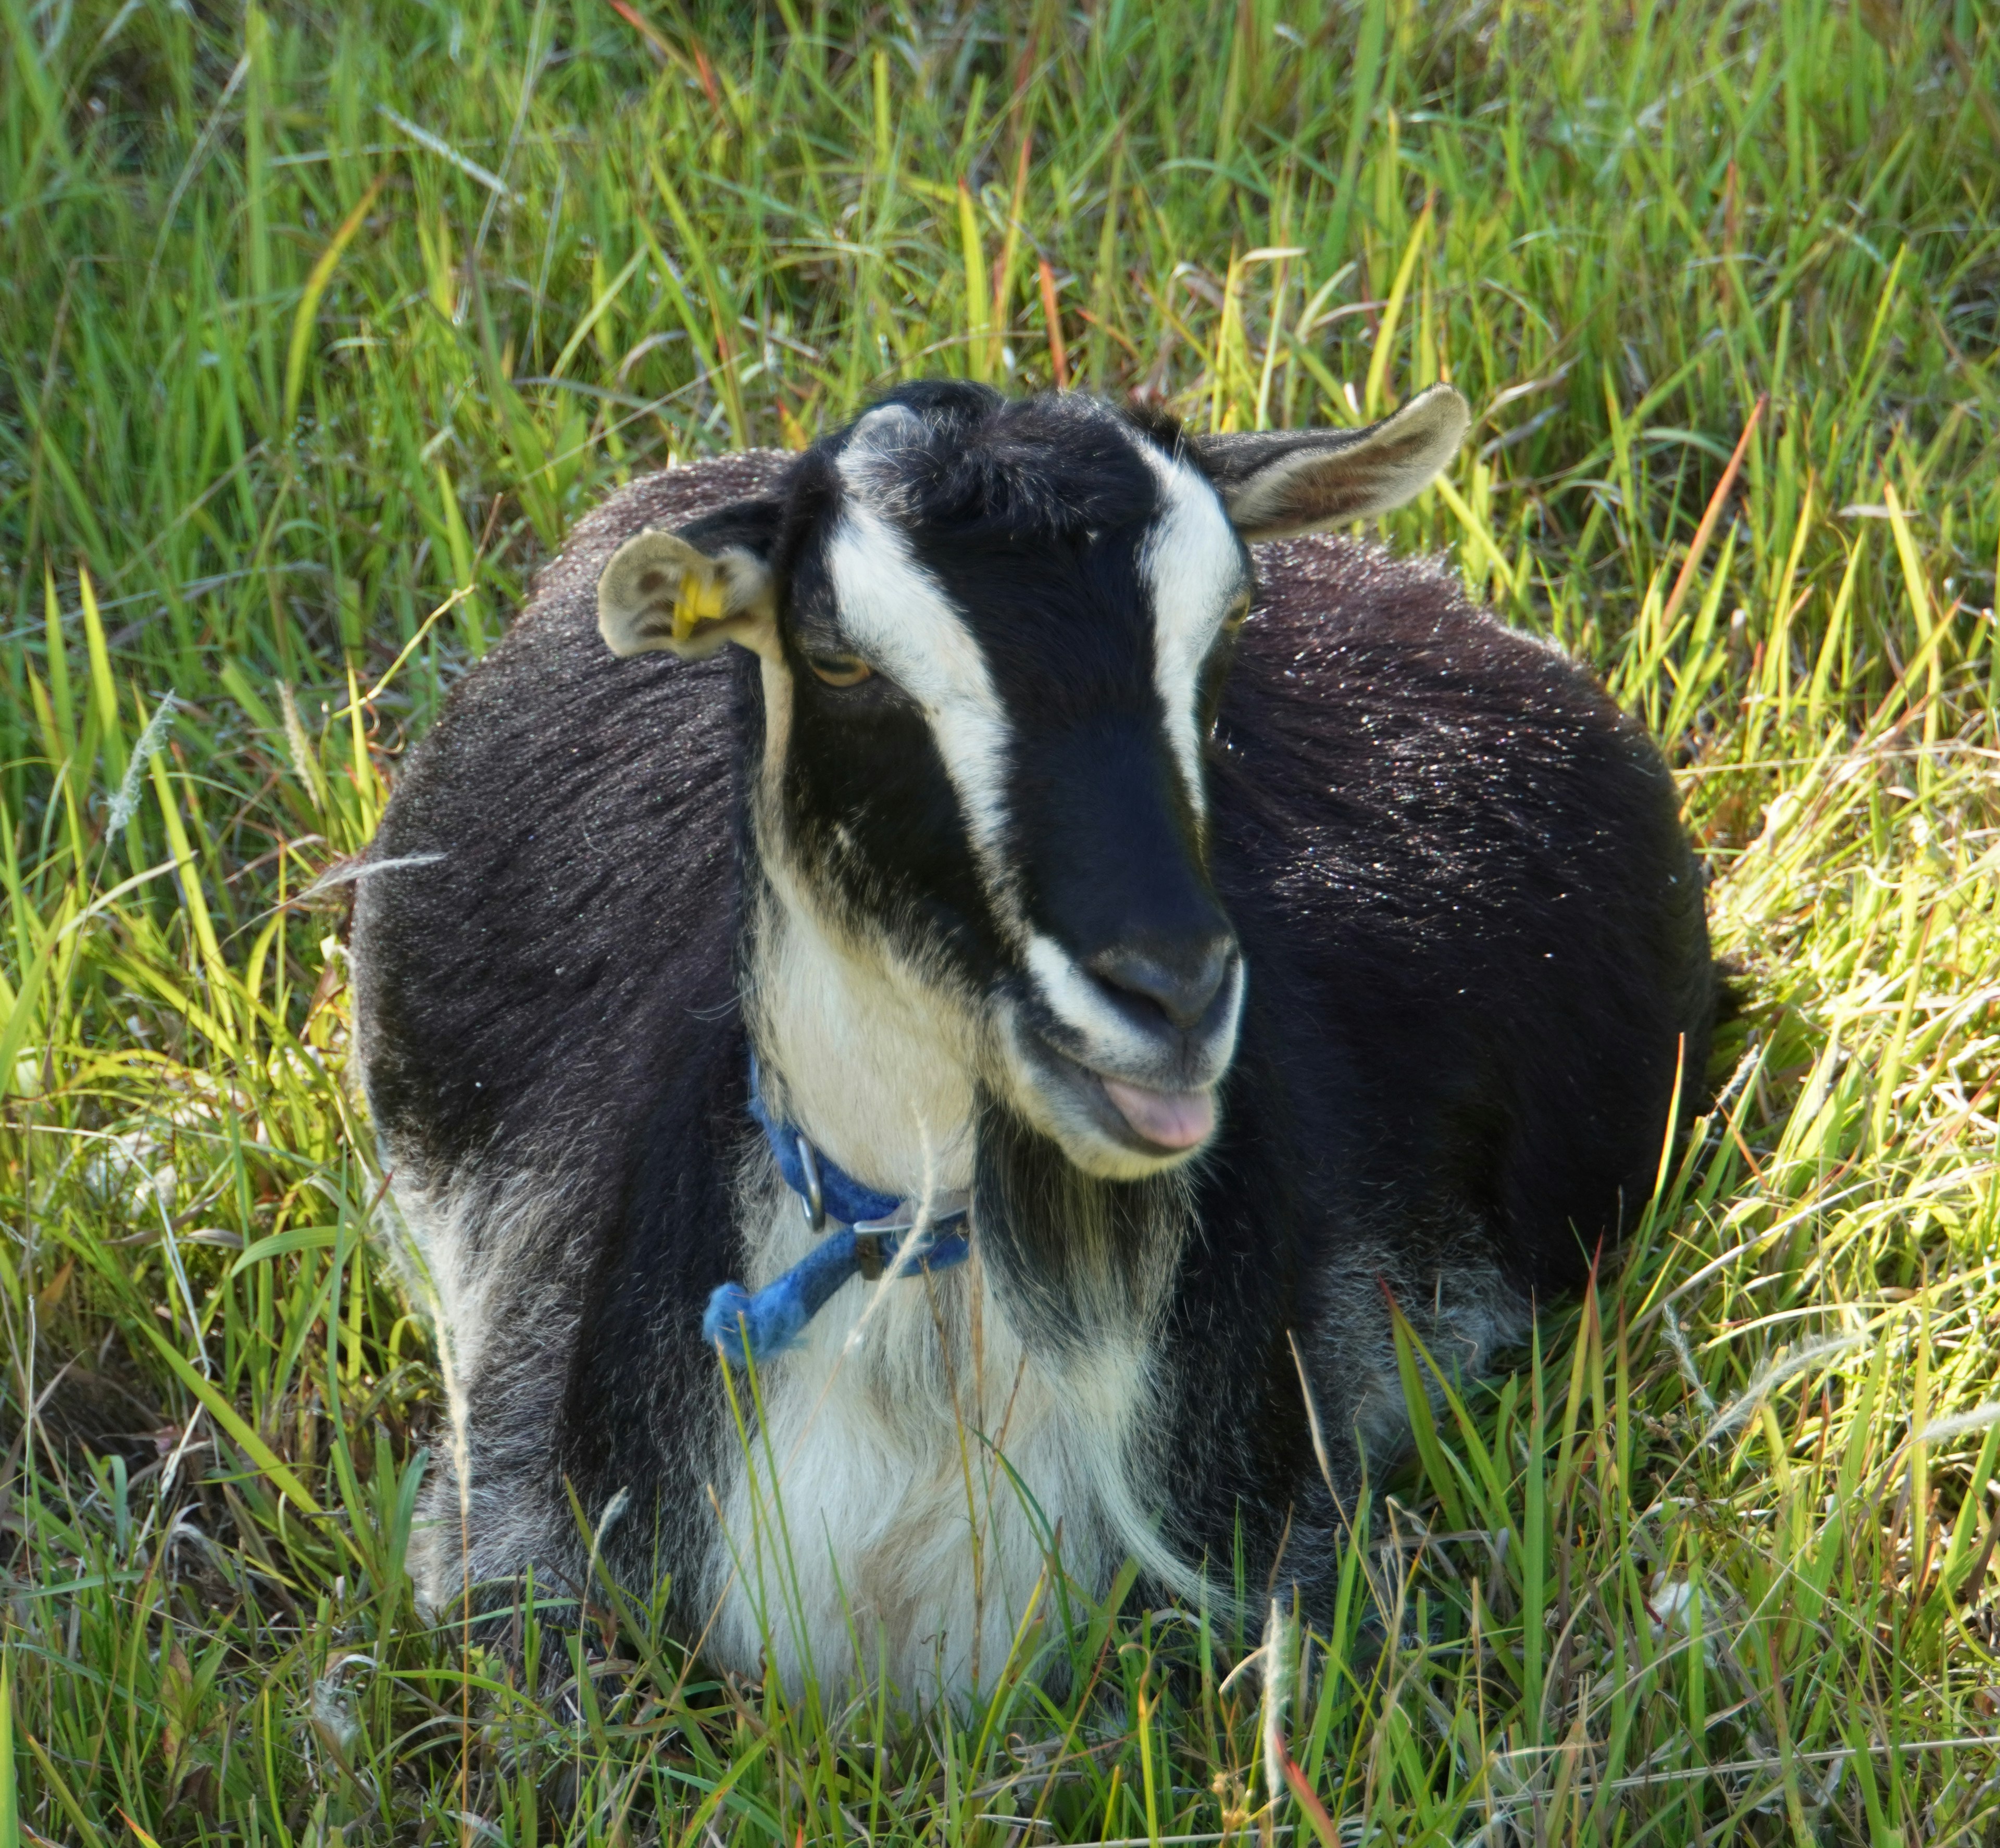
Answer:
354;446;1713;1693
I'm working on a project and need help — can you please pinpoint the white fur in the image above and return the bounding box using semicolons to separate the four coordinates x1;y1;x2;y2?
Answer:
830;437;1018;900
730;754;1216;1688
382;1168;588;1610
1131;435;1247;816
747;868;978;1197
700;1178;1158;1697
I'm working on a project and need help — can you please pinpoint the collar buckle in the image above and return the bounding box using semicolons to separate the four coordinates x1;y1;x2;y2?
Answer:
795;1134;826;1232
723;1060;976;1363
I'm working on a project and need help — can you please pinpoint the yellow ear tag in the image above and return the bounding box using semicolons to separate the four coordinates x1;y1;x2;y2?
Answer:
671;569;728;642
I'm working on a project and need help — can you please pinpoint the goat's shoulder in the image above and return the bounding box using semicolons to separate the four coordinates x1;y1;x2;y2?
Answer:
351;452;788;1176
1212;527;1708;1063
1211;534;1714;1262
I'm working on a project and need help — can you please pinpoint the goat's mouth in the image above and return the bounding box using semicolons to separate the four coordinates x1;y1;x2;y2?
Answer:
1006;1025;1223;1171
994;952;1242;1175
1098;1074;1215;1150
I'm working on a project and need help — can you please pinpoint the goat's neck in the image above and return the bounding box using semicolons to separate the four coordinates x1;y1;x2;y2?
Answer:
739;815;1187;1354
741;865;978;1201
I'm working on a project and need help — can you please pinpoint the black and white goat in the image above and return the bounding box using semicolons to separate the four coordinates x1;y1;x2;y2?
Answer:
352;380;1715;1696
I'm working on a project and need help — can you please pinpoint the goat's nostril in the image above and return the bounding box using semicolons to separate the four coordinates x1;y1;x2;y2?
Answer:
1088;938;1235;1032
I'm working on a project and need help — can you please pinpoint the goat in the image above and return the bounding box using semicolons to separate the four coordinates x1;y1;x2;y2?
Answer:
351;380;1716;1698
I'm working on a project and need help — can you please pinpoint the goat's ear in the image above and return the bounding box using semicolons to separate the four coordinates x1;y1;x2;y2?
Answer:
597;529;779;661
1194;384;1470;540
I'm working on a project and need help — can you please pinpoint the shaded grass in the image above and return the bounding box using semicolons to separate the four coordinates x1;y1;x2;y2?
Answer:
2;0;1999;1841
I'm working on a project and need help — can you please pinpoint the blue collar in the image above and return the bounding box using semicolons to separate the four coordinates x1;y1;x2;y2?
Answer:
745;1060;902;1228
703;1062;971;1367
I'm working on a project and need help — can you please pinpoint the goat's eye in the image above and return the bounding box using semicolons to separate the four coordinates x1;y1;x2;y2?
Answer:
1223;591;1253;633
806;651;873;688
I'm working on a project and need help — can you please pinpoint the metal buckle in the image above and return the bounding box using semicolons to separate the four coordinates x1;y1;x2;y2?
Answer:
796;1135;826;1233
851;1191;972;1242
848;1191;973;1285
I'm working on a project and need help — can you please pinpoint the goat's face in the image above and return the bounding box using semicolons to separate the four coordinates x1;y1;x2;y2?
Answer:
598;383;1467;1178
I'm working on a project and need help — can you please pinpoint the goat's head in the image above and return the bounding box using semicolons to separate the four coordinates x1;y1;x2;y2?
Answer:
598;383;1467;1180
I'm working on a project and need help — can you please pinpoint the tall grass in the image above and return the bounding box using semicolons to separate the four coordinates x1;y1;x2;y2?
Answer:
2;0;1997;1841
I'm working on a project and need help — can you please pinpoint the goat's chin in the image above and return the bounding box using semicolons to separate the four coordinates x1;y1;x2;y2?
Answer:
994;1013;1222;1180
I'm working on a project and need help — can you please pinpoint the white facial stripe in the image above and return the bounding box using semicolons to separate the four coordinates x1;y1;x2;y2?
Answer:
826;469;1014;877
1134;436;1246;816
1024;933;1173;1071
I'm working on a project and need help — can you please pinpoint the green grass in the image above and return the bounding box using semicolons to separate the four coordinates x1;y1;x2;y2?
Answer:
3;0;1998;1840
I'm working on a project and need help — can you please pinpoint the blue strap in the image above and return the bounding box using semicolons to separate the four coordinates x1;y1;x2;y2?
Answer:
746;1060;901;1226
704;1227;971;1367
706;1062;970;1367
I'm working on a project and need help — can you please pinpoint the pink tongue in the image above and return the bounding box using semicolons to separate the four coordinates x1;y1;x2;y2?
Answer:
1101;1078;1215;1150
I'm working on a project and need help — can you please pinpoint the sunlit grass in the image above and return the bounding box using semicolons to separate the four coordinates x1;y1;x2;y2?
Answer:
2;0;1998;1841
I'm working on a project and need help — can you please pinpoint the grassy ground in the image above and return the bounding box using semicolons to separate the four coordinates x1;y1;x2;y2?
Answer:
3;0;1998;1840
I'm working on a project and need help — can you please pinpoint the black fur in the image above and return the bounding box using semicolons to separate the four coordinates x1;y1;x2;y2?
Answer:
352;386;1714;1642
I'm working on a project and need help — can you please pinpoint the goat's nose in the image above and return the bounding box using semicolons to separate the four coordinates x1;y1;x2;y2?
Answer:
1087;935;1236;1032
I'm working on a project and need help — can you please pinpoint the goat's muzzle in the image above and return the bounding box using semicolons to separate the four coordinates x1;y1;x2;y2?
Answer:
1003;917;1244;1176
